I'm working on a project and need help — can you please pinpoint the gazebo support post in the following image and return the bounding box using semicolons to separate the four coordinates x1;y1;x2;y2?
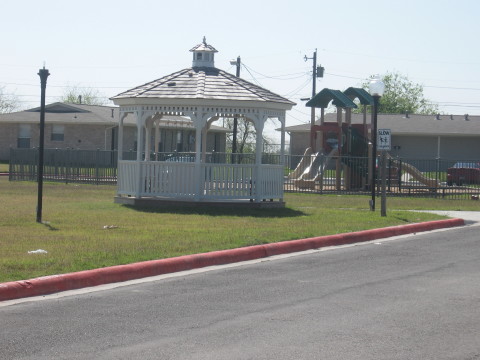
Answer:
144;121;152;161
154;117;161;160
117;113;126;163
194;116;203;201
254;117;265;202
135;111;150;198
280;115;285;165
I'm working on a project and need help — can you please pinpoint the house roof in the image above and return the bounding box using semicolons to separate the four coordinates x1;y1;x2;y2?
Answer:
285;112;480;137
0;102;229;132
111;67;295;107
0;103;119;125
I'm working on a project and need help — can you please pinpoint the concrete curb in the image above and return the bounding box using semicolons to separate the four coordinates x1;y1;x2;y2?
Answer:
0;218;465;302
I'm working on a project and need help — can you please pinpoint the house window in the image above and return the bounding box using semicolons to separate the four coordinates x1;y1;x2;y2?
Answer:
51;125;65;141
196;53;203;60
17;124;31;148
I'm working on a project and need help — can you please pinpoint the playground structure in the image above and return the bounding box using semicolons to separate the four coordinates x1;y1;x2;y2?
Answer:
288;87;439;191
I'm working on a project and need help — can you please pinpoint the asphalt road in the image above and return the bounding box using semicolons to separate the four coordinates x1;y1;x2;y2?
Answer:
1;223;479;360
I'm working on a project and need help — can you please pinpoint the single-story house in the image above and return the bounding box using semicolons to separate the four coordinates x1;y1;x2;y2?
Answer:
286;112;480;160
0;102;229;161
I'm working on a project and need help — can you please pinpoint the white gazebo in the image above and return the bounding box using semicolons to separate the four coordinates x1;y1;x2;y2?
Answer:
111;38;295;207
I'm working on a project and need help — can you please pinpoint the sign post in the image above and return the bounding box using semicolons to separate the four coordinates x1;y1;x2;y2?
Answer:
377;129;391;217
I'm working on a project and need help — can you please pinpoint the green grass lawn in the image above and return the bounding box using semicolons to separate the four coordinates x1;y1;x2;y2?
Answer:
0;177;477;283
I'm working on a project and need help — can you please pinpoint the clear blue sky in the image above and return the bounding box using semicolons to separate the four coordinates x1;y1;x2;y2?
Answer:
2;0;480;140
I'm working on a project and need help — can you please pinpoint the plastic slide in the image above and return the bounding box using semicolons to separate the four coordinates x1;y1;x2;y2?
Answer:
287;147;313;180
388;156;439;188
293;149;338;189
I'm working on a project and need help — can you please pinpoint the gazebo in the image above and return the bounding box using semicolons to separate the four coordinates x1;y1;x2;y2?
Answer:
111;38;295;207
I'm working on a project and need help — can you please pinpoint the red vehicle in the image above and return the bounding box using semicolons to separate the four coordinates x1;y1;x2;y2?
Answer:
447;162;480;186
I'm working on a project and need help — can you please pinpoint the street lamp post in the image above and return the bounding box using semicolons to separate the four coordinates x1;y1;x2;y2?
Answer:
36;66;50;223
368;76;385;211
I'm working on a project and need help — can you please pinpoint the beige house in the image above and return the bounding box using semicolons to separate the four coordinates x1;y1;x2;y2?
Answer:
0;102;229;161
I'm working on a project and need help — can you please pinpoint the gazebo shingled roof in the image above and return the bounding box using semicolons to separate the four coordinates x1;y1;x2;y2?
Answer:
111;67;295;106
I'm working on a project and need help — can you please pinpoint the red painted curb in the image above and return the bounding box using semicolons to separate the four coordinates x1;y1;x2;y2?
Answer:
0;218;465;302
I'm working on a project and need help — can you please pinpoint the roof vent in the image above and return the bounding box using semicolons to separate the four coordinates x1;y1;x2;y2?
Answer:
167;82;176;87
450;114;454;120
404;112;409;118
435;114;441;120
465;114;469;121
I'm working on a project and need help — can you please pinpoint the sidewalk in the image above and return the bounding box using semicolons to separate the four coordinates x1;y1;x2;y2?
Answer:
414;210;480;225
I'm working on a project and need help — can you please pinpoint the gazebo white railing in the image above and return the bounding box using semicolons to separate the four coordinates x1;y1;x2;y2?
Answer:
117;160;284;202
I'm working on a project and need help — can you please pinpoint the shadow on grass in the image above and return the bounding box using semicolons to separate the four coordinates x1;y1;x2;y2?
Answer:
122;204;306;218
41;222;59;231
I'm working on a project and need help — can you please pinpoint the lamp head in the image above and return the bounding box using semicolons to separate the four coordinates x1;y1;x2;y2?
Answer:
369;75;385;97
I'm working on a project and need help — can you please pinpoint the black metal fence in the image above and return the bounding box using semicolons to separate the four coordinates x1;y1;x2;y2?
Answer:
8;148;480;200
283;153;480;200
9;148;121;184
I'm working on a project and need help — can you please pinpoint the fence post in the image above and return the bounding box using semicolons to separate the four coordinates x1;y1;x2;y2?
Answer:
95;149;100;185
65;148;70;184
398;158;402;192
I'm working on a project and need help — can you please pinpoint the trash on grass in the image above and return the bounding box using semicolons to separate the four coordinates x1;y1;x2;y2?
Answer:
103;225;118;229
28;249;48;254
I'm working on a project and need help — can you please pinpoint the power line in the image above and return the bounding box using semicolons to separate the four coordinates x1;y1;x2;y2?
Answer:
282;77;311;98
424;85;480;91
0;81;126;89
239;65;308;81
240;63;265;87
325;72;365;81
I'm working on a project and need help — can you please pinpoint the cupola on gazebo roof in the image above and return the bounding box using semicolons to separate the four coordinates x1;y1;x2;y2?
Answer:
111;38;295;207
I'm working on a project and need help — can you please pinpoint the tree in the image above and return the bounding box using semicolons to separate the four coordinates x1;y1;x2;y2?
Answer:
356;72;438;115
59;85;108;106
224;117;274;155
0;86;19;113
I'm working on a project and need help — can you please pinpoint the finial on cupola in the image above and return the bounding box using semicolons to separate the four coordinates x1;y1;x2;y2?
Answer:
190;37;218;68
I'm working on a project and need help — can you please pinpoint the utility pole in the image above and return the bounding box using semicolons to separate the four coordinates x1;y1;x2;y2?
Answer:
230;56;241;163
304;50;317;152
37;66;50;223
